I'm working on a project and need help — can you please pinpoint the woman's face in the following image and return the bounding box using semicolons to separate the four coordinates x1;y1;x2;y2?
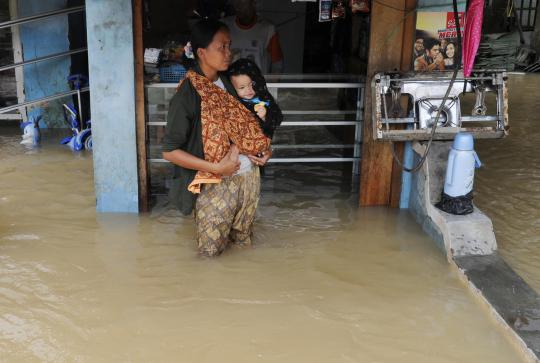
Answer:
446;43;455;58
198;29;232;72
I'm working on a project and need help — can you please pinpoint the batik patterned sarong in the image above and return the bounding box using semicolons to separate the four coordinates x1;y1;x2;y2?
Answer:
179;70;270;194
195;167;260;256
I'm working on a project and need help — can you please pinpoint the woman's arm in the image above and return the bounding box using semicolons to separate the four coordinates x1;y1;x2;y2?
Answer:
163;145;240;176
162;83;240;176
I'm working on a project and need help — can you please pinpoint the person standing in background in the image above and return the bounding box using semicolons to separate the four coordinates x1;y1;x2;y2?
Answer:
222;0;283;73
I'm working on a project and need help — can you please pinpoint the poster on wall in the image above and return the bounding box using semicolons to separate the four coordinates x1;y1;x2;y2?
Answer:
319;0;333;21
413;12;464;72
319;0;348;22
332;0;346;19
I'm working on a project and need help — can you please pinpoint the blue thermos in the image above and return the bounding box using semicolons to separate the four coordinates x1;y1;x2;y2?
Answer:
444;132;482;197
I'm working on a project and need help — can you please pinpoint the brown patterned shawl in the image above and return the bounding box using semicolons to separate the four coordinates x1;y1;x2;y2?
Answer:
181;70;271;194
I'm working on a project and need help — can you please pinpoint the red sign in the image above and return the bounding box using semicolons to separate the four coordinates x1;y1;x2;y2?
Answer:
446;12;465;29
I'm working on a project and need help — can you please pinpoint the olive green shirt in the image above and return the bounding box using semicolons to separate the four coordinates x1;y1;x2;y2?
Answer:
162;67;239;215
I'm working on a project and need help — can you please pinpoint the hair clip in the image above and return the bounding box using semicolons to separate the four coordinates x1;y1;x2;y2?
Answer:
184;41;194;59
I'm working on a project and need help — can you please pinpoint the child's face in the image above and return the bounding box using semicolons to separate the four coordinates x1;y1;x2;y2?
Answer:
231;74;256;99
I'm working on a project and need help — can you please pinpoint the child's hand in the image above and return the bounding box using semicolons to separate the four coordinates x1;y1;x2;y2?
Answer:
254;103;267;120
248;148;272;167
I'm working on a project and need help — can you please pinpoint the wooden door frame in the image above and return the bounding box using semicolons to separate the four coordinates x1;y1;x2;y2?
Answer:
7;0;26;122
359;0;416;207
133;0;149;212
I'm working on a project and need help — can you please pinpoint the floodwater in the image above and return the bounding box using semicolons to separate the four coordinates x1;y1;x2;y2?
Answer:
0;75;535;362
475;73;540;292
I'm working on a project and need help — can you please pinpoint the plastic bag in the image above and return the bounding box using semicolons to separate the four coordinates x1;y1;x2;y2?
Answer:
436;191;474;215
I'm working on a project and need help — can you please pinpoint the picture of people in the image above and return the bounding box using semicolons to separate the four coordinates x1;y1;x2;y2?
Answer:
413;12;464;72
414;38;445;71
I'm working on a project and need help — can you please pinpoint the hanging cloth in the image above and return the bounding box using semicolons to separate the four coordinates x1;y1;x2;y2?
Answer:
462;0;485;77
181;70;271;194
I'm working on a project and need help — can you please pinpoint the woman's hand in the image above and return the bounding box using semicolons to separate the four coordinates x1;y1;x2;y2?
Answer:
215;145;240;176
247;148;272;167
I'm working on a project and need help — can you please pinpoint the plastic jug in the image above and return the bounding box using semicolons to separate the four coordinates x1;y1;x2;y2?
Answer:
444;132;482;197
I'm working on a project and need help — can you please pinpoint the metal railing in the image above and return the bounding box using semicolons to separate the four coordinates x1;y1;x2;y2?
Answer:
0;5;87;117
0;47;87;73
0;5;85;29
0;87;90;114
146;75;365;174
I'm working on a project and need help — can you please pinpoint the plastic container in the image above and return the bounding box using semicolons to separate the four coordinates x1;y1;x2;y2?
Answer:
443;132;482;197
159;63;187;83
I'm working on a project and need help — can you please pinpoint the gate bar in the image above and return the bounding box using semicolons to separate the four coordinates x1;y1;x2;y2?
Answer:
149;157;359;163
0;87;89;114
0;5;85;29
267;82;363;89
0;47;87;72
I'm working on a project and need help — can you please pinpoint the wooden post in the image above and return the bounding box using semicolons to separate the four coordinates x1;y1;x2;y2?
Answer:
8;0;26;122
360;0;416;207
133;0;149;212
389;0;416;208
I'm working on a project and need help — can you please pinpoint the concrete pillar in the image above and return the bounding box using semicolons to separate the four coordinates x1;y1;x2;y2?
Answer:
86;0;138;213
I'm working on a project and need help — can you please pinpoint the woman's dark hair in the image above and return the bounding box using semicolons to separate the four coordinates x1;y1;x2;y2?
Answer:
190;19;229;59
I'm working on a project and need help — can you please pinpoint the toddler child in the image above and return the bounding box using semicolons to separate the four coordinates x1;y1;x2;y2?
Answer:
228;58;283;139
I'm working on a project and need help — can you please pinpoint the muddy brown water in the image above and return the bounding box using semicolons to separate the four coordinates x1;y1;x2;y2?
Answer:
475;73;540;293
1;73;537;361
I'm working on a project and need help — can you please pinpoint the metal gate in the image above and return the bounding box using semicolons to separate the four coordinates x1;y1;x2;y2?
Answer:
147;74;365;174
0;5;88;118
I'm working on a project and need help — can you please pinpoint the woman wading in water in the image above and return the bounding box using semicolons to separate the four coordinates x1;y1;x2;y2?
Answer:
162;19;272;257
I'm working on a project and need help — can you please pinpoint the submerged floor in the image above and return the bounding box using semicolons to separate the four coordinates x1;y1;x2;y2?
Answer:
0;131;523;361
